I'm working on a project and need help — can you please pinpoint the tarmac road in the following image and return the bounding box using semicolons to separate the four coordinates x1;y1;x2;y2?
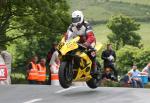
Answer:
0;85;149;103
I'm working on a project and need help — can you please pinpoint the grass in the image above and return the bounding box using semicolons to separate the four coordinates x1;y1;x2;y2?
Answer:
68;0;150;22
111;0;150;5
68;0;150;48
11;72;27;84
93;24;110;44
93;22;150;48
11;68;28;84
138;22;150;48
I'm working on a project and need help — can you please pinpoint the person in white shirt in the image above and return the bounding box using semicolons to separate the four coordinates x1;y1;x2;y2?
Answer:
49;51;60;74
128;65;143;88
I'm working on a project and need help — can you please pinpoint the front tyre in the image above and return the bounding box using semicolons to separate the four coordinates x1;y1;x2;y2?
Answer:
59;62;73;88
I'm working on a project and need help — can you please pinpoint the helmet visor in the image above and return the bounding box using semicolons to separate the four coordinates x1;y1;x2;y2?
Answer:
72;17;81;23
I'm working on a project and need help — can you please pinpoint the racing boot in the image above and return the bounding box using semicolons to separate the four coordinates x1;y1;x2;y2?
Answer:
91;61;101;75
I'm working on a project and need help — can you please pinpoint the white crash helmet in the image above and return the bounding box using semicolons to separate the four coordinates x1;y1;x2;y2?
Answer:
72;10;84;26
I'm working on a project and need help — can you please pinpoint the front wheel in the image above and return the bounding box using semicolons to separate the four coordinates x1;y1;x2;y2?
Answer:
59;62;73;88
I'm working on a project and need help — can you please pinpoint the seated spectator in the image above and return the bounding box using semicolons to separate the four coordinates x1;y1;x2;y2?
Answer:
128;65;144;88
119;73;131;87
102;68;116;81
142;63;150;82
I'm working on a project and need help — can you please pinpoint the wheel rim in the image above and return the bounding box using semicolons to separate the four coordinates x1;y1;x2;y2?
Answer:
65;63;73;83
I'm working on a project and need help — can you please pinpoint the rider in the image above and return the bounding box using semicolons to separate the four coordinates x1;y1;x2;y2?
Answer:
65;10;98;74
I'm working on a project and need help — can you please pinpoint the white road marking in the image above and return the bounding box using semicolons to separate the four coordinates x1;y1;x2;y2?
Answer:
55;86;84;94
23;98;42;103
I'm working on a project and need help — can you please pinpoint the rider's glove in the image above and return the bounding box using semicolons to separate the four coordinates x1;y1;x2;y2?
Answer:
83;42;90;47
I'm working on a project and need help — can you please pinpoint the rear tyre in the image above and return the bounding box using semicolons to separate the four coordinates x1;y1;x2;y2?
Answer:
86;61;101;89
86;77;100;89
59;62;73;88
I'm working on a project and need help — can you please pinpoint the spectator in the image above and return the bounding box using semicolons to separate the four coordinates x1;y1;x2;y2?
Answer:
119;73;131;87
46;42;58;85
102;68;116;81
26;56;38;84
46;42;58;63
49;50;60;74
142;63;150;82
37;58;47;84
128;65;144;88
101;44;118;80
0;50;12;84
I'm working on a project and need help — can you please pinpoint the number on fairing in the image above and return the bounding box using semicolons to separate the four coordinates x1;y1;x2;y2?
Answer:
66;42;76;49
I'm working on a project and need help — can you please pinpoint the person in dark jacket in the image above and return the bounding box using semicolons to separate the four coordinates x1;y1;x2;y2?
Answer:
101;44;118;80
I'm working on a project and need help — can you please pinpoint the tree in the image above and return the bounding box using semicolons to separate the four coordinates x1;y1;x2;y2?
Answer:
0;0;70;49
116;45;150;75
116;45;139;75
134;48;150;69
107;15;141;50
0;0;70;68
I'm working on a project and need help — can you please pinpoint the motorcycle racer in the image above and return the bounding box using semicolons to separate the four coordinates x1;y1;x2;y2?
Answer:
65;10;99;74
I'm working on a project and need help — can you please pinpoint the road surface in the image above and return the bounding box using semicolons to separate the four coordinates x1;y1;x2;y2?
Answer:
0;85;149;103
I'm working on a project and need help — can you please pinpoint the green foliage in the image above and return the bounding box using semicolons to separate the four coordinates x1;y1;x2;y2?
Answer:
11;68;27;84
101;80;121;87
0;0;70;68
107;15;141;50
134;48;150;69
12;34;63;68
0;0;70;47
116;45;150;74
116;45;139;74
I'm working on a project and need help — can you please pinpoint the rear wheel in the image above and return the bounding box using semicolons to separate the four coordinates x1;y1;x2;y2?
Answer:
86;77;100;89
59;62;73;88
86;61;102;89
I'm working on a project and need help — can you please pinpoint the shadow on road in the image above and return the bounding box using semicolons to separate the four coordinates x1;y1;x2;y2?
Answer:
62;90;99;97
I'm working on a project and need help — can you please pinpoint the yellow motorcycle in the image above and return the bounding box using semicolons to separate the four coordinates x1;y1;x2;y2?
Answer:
57;36;103;89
